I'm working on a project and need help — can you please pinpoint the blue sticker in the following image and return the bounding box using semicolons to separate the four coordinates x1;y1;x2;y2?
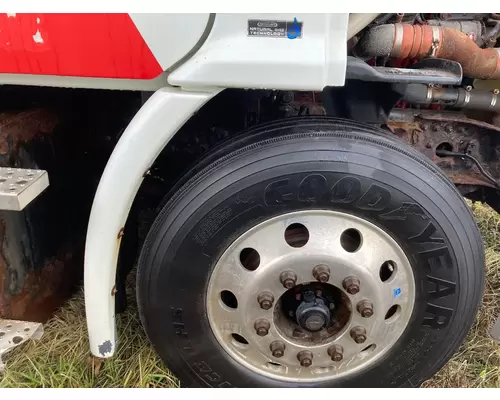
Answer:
393;288;401;298
287;18;301;39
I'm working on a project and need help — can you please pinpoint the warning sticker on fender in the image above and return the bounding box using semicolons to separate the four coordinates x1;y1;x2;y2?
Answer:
247;19;303;39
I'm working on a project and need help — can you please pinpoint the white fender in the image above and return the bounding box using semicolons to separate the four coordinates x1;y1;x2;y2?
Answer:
84;86;220;358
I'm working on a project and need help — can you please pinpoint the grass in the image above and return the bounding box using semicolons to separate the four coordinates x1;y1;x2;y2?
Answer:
1;202;500;388
0;282;178;388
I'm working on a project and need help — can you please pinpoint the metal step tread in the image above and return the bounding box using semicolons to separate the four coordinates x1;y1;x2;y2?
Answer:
0;319;44;372
0;168;49;211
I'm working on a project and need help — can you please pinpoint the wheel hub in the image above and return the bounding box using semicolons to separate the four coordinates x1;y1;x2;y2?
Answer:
276;282;349;343
207;210;415;383
296;289;330;332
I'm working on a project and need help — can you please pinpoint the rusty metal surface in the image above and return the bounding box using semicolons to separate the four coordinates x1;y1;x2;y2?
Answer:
438;28;500;80
417;110;500;132
0;109;82;322
387;109;500;189
267;93;500;192
361;23;500;80
0;110;56;163
266;92;500;192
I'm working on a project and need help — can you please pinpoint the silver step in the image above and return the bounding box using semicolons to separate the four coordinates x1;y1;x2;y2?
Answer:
0;319;44;372
490;314;500;341
0;168;49;211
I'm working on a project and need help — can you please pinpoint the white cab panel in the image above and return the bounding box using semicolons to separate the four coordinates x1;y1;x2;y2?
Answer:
168;13;349;91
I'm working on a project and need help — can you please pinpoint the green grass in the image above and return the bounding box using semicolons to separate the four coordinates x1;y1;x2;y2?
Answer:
1;202;500;387
0;284;178;388
422;202;500;388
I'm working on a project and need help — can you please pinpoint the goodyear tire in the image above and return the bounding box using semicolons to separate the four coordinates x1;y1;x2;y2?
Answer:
137;117;484;387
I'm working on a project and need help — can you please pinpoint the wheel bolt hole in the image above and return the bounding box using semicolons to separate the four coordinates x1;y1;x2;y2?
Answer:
361;343;376;353
385;304;401;321
340;229;362;253
240;247;260;271
284;223;309;248
220;290;238;309
264;362;287;373
231;333;249;345
379;260;397;282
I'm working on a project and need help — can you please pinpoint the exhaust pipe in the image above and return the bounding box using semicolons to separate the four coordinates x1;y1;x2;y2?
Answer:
356;24;500;80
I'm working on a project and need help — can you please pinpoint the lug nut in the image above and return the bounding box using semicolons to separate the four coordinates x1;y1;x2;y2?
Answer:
357;300;374;318
257;292;275;310
343;276;360;295
270;340;286;358
312;264;330;283
280;270;297;289
254;319;270;336
327;345;343;362
350;326;367;344
297;350;313;367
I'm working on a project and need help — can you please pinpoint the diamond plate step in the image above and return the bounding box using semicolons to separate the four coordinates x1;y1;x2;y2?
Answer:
0;319;44;372
0;168;49;211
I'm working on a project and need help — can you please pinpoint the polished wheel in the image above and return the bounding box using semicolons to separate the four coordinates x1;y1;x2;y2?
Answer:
207;210;414;382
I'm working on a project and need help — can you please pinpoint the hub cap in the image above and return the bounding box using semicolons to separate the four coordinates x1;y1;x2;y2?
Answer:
207;210;415;383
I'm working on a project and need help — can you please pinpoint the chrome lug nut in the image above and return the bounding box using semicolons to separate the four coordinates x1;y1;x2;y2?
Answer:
297;350;313;367
312;264;330;283
254;319;271;336
280;270;297;289
270;340;286;358
257;292;275;310
342;276;360;294
357;300;374;318
327;345;343;362
350;326;367;344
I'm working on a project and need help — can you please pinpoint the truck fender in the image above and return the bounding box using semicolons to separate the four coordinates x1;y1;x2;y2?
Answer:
84;86;221;358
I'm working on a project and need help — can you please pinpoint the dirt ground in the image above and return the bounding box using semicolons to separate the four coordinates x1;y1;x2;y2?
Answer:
1;202;499;388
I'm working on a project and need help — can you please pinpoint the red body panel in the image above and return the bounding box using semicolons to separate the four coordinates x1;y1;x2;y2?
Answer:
0;13;163;79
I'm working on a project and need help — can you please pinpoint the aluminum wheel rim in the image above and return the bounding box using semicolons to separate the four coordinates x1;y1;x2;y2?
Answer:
207;210;415;383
